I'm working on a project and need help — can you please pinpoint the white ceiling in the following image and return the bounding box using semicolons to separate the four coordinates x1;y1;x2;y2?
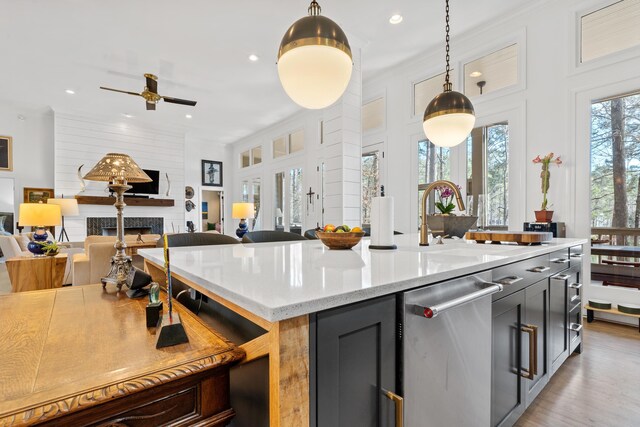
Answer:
0;0;536;144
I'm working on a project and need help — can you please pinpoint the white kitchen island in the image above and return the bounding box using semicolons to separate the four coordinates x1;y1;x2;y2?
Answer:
139;235;588;427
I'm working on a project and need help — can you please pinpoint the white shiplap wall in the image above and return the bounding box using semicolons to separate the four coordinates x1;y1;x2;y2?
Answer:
54;112;185;241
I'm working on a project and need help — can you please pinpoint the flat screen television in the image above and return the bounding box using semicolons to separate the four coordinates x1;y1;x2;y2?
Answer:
125;169;160;195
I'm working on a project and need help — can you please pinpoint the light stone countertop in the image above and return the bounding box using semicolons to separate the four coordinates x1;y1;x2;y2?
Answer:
139;234;588;322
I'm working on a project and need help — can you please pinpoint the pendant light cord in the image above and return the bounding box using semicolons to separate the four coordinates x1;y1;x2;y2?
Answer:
444;0;452;91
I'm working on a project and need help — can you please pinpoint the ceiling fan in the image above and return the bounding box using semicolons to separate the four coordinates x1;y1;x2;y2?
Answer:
100;73;197;110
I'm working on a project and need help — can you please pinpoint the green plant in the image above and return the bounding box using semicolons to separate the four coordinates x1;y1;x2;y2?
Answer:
38;240;60;255
532;153;562;210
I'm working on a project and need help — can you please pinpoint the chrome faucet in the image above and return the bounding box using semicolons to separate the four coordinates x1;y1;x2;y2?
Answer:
420;180;465;246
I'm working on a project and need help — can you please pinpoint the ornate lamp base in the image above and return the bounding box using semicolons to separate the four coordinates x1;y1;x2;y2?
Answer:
101;253;135;292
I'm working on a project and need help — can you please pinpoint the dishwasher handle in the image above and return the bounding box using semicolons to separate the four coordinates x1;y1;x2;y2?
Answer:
416;282;503;319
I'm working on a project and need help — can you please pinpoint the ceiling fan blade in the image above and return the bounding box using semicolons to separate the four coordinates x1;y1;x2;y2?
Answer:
99;87;141;97
146;102;156;111
162;96;197;106
145;75;158;94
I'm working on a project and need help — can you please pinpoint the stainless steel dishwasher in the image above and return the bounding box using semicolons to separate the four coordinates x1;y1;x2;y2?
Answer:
400;272;503;427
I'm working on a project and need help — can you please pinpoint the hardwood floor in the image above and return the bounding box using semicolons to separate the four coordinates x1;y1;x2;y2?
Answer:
517;321;640;427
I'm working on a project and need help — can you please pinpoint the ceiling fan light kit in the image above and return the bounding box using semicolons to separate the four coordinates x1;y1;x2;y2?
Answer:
277;0;353;109
100;73;197;111
423;0;475;147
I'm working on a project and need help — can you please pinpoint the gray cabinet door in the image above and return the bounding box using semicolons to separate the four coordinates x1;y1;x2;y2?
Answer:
523;279;549;405
315;295;397;427
492;290;525;427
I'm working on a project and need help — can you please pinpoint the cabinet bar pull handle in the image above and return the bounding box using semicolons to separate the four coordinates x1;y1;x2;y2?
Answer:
382;389;404;427
528;266;550;273
552;258;570;264
496;276;523;286
568;282;582;289
571;253;584;258
569;323;583;332
415;283;503;318
570;295;581;304
551;273;571;281
520;324;538;380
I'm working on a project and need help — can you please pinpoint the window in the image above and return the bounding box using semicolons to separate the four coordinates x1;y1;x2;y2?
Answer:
290;130;304;154
362;97;384;133
252;146;262;165
274;168;304;234
417;140;450;225
290;168;303;231
273;130;304;158
413;72;447;117
241;151;251;168
241;146;262;168
581;0;640;63
362;150;381;225
467;122;509;227
464;44;518;97
274;172;285;229
590;91;640;244
252;178;261;229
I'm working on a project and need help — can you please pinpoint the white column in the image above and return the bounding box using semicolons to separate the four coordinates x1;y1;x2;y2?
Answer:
322;48;362;227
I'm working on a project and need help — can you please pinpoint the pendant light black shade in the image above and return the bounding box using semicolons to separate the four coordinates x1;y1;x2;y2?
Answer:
423;0;475;147
277;1;353;109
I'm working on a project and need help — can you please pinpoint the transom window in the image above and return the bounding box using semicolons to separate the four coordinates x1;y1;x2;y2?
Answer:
274;130;305;159
240;146;262;168
581;0;640;63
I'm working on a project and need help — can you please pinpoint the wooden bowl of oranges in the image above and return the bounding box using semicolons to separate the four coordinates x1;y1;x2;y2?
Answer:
315;224;365;250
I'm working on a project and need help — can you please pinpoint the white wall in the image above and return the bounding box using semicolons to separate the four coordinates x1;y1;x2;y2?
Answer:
363;0;640;323
54;112;186;241
0;101;54;213
184;136;232;234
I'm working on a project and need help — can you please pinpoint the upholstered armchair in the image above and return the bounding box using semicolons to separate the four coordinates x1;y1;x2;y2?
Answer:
72;234;161;286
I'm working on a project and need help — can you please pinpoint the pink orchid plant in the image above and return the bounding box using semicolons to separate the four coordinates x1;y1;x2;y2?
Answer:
532;153;562;210
435;184;462;215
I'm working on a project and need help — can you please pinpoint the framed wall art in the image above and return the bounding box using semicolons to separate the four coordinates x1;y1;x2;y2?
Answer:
0;136;12;171
202;160;223;187
24;187;55;204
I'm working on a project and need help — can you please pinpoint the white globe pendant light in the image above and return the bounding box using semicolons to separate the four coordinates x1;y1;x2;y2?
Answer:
423;0;475;147
277;1;353;109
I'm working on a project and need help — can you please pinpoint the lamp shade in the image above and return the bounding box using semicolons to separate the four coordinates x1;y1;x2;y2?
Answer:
18;203;61;226
423;89;475;147
83;153;152;183
47;198;79;216
232;203;255;219
277;1;352;109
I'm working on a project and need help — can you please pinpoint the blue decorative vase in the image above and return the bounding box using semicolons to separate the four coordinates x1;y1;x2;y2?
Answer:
236;220;248;238
28;228;50;256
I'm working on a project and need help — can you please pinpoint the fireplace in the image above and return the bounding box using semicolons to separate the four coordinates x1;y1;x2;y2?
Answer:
87;217;164;236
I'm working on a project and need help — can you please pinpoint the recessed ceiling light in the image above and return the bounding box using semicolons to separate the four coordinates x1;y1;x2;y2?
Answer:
248;54;259;62
469;71;483;78
389;14;403;24
185;114;192;119
65;89;75;94
122;113;134;118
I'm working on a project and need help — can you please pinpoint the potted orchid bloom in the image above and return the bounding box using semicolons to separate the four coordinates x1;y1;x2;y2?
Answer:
434;185;461;215
532;153;562;222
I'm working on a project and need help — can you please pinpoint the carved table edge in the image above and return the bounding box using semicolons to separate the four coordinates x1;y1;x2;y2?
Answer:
0;348;245;426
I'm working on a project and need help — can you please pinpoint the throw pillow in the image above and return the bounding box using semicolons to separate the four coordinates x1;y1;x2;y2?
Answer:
207;222;216;231
0;215;5;232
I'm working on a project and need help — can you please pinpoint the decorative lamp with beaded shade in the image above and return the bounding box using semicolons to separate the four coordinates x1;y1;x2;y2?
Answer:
83;153;151;292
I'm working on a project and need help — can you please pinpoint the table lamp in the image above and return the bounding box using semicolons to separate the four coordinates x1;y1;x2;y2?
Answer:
232;202;255;238
47;197;79;242
18;203;61;256
83;153;151;292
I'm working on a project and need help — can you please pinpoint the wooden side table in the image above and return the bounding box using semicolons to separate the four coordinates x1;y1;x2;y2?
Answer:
6;254;67;292
125;241;158;256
